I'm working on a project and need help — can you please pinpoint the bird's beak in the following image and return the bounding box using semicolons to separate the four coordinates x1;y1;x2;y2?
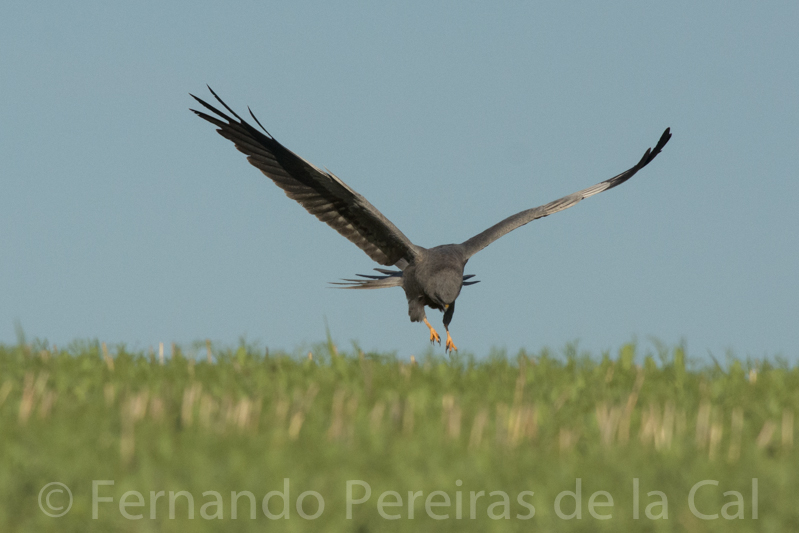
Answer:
444;304;449;310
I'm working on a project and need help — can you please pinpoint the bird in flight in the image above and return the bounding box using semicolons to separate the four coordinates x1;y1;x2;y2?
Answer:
191;87;671;353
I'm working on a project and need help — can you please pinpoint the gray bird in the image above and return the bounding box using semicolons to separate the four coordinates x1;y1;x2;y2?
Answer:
191;88;671;352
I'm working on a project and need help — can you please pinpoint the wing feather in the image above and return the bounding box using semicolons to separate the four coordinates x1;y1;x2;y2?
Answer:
460;128;671;258
191;88;419;267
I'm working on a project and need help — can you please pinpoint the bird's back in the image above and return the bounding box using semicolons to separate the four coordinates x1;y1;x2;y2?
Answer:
405;245;467;308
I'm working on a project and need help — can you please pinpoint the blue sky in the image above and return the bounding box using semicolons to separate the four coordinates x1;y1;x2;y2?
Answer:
2;2;797;360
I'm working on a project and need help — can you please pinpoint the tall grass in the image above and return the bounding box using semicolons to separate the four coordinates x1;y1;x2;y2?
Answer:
1;339;797;531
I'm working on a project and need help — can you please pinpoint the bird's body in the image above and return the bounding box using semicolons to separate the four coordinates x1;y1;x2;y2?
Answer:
191;87;671;352
403;245;468;350
405;245;466;312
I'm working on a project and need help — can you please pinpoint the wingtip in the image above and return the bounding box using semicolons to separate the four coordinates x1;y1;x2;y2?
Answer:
203;86;245;122
188;92;206;107
637;147;653;167
638;127;672;167
248;106;272;137
206;84;220;102
652;127;672;157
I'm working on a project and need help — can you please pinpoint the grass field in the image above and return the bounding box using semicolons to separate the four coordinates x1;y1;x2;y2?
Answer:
1;337;797;532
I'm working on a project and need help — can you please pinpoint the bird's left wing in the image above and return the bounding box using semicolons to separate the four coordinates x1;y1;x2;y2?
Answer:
460;128;671;259
191;87;420;267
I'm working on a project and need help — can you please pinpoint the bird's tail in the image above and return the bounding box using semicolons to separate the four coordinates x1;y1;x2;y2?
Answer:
330;269;481;290
329;268;403;290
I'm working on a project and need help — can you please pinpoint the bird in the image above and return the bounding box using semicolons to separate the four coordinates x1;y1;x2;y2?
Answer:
191;87;671;353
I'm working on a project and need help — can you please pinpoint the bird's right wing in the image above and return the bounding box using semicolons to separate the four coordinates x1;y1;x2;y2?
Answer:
460;128;671;259
191;87;420;268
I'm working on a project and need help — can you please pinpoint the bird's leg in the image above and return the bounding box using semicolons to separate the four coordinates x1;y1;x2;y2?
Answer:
445;328;458;353
443;302;457;352
423;317;441;345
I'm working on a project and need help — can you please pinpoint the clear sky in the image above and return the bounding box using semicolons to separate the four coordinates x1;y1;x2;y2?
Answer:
2;2;797;361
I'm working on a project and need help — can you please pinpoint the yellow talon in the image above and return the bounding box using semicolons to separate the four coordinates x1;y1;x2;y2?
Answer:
423;318;441;345
445;331;457;353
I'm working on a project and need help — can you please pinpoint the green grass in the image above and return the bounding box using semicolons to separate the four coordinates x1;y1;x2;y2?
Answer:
1;339;797;532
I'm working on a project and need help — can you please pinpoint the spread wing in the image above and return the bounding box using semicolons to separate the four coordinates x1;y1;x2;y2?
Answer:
460;128;671;259
190;87;419;268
